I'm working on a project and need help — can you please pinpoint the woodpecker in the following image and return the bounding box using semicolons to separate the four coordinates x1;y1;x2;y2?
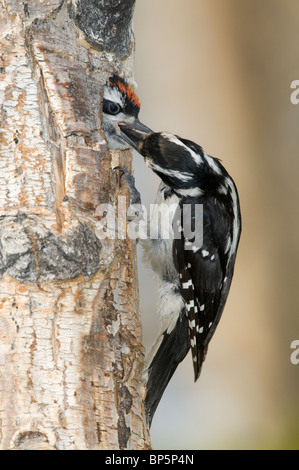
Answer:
102;74;152;150
102;75;241;427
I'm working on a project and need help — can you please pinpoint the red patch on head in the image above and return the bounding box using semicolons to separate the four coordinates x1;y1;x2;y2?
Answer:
110;77;141;108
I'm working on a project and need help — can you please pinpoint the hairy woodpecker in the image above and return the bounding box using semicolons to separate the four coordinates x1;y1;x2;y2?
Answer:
102;74;152;149
102;75;241;427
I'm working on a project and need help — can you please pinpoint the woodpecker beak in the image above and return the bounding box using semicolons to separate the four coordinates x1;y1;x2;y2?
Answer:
118;120;152;151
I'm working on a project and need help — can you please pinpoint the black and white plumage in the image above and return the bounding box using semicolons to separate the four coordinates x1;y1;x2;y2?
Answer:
102;74;152;149
117;129;241;426
102;75;241;427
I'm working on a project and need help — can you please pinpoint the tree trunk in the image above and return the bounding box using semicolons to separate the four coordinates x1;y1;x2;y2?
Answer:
0;0;150;450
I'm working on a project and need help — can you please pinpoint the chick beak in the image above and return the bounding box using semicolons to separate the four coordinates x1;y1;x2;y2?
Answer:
118;120;152;152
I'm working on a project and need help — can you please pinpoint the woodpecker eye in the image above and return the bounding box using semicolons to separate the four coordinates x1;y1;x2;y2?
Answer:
103;99;122;116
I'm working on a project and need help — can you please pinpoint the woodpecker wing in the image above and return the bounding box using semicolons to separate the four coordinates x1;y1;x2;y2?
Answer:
173;191;239;380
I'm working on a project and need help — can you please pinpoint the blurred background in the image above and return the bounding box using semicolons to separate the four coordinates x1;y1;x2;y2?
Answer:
132;0;299;450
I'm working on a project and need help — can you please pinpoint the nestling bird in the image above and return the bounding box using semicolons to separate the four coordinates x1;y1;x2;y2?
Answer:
102;74;241;427
102;74;152;150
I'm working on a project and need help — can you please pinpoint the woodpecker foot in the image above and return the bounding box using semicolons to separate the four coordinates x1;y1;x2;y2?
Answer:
114;166;141;206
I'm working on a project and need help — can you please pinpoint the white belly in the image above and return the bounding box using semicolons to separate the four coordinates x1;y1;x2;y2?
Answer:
140;183;180;282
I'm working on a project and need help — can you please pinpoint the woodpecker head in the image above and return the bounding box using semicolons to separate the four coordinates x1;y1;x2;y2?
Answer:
102;75;152;150
118;125;228;196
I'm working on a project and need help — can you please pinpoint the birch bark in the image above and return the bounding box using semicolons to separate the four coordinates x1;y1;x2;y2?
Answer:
0;0;150;450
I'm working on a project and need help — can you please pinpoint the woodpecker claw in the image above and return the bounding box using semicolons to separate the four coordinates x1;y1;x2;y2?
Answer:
113;166;141;206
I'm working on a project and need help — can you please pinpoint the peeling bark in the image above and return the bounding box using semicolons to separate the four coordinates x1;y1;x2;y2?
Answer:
0;0;150;450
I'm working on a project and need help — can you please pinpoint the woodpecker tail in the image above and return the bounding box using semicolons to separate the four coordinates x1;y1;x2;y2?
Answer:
143;312;191;427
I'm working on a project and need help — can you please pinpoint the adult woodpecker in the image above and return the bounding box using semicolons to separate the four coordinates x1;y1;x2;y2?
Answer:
102;75;241;427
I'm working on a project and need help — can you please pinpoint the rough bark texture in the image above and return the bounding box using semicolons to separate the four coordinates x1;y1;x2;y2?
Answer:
0;0;150;450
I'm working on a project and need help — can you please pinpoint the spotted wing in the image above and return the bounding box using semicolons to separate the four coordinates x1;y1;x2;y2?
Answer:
173;194;239;380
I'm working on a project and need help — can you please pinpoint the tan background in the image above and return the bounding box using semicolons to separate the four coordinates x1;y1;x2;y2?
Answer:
132;0;299;449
